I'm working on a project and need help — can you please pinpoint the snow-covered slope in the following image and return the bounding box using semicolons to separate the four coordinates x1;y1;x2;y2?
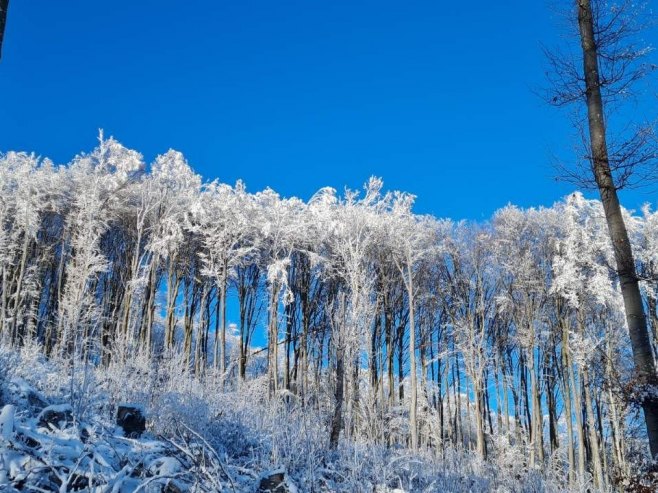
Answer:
0;344;566;492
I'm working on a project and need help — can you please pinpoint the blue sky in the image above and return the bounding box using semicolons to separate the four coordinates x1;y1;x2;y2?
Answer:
0;1;656;219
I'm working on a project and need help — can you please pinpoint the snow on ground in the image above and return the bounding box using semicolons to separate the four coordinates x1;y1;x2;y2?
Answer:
0;343;568;492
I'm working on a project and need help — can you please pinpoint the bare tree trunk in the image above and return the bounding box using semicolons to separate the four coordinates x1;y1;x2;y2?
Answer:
577;0;658;457
118;230;143;342
0;0;9;60
268;283;280;395
329;342;345;449
165;264;180;350
606;342;627;476
529;348;544;465
300;288;310;403
284;299;294;390
454;356;463;447
195;285;209;376
569;358;586;480
583;367;605;489
0;267;6;339
561;320;576;485
647;295;658;361
10;233;31;343
370;305;381;404
473;374;487;459
219;273;227;377
406;267;418;450
183;284;193;365
379;287;392;408
140;256;158;353
493;359;504;434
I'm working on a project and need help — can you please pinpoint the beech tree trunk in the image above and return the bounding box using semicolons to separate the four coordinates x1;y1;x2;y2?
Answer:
406;265;418;450
577;0;658;458
329;343;345;449
268;283;280;394
0;0;8;60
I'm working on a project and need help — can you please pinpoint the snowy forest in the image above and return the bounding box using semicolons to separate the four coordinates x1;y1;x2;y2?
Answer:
0;136;658;491
2;0;658;491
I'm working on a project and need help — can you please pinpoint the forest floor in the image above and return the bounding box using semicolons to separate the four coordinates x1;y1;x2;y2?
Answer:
0;343;569;492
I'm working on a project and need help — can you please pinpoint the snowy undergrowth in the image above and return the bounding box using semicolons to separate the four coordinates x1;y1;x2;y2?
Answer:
0;344;572;492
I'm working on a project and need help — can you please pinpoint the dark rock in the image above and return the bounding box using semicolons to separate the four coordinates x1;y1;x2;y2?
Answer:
258;470;289;493
37;404;73;429
116;405;146;438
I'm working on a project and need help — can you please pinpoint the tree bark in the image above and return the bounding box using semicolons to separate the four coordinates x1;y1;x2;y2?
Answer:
0;0;8;61
268;283;280;395
583;366;605;489
329;349;344;448
406;266;419;450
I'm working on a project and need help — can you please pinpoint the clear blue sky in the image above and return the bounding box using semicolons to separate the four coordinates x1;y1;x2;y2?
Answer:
0;1;655;219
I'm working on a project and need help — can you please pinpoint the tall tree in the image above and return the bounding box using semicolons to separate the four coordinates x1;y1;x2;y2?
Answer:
388;197;438;451
546;0;658;457
575;0;658;458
